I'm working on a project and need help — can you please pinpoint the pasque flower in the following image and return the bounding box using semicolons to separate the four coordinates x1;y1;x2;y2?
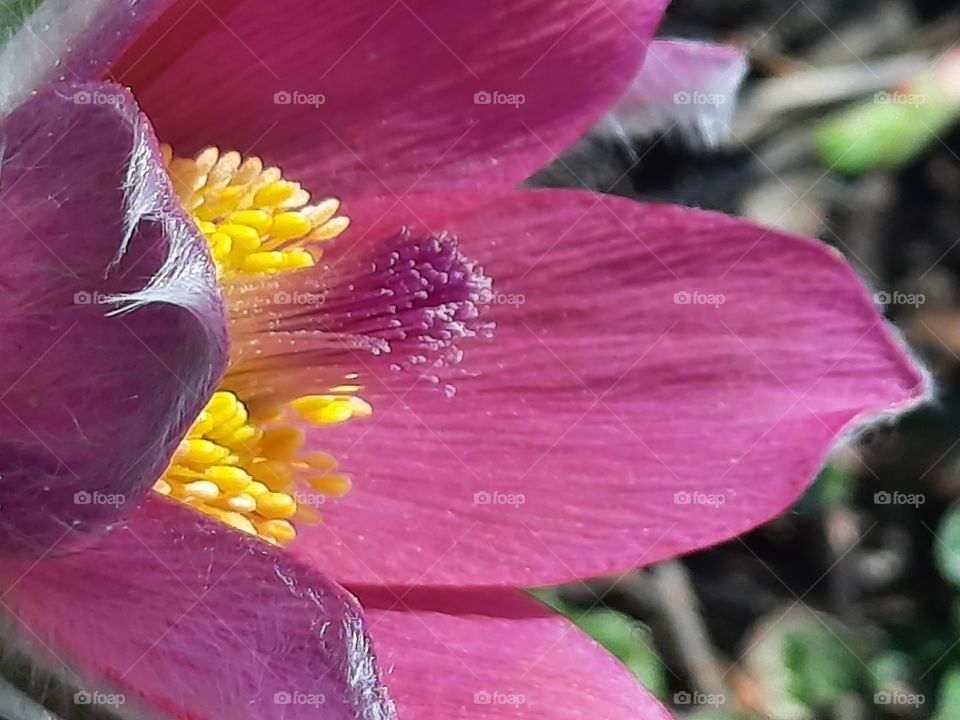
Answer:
0;1;924;719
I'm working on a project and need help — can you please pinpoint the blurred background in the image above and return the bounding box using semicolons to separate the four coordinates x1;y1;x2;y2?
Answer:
533;1;960;718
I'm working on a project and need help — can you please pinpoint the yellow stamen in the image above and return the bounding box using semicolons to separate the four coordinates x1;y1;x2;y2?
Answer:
309;473;352;497
154;391;362;546
160;145;350;278
257;519;297;546
155;146;373;545
290;395;374;425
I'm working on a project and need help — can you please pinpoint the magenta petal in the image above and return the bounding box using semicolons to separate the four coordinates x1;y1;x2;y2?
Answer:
602;39;748;145
112;0;666;194
287;190;924;587
0;82;226;556
0;1;172;111
357;588;671;719
0;497;396;720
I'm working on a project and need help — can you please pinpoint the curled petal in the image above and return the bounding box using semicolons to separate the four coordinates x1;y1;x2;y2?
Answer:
112;0;667;193
0;82;226;555
285;190;924;587
600;39;748;146
0;497;397;720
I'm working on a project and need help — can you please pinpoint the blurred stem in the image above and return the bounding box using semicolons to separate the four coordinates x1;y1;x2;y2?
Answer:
0;676;58;720
650;560;729;701
826;506;861;625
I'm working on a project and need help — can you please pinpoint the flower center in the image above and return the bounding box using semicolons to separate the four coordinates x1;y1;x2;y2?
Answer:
154;146;367;545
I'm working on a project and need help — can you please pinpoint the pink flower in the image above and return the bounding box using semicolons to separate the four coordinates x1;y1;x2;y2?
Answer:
0;2;923;719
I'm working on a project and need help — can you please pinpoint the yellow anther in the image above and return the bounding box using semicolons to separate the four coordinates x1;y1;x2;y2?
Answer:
219;493;257;514
188;411;214;437
303;451;337;472
217;223;261;246
309;473;352;497
290;395;373;425
212;510;257;536
245;481;269;497
247;458;292;490
261;426;304;461
206;415;251;444
257;519;296;545
347;396;373;418
203;465;253;493
242;251;288;273
303;198;340;225
165;465;203;481
227;209;273;234
234;155;263;184
256;491;297;520
207;391;241;418
207;150;241;189
194;147;219;175
295;505;322;524
228;425;259;444
282;249;315;269
153;479;172;496
254;180;297;206
270;212;313;241
176;438;230;465
311;216;351;241
179;480;220;501
284;188;310;209
208;232;233;260
195;187;245;220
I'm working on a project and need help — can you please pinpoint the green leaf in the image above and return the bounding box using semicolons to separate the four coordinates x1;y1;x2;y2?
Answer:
532;590;668;698
798;462;854;513
934;666;960;720
0;0;43;41
742;608;863;719
869;651;911;695
934;502;960;588
815;73;960;175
